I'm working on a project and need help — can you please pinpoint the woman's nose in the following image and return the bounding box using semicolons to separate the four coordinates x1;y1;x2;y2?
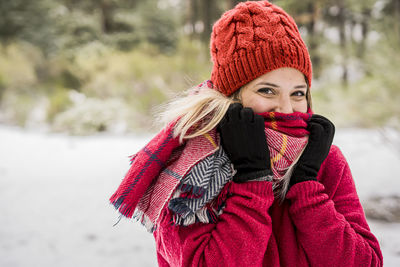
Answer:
276;96;293;114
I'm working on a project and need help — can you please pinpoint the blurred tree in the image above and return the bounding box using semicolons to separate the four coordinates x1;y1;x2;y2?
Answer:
139;0;179;54
61;0;139;34
0;0;399;131
100;0;114;33
229;0;243;9
201;0;216;43
336;0;349;86
272;0;327;80
0;75;5;105
356;6;372;60
322;0;377;85
304;1;324;80
382;0;400;43
0;0;56;54
188;0;200;38
185;0;224;44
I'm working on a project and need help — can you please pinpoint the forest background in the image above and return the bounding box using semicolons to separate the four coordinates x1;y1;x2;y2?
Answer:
1;1;400;266
0;0;399;134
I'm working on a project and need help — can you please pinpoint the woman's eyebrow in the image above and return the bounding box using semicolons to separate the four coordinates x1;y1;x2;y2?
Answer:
257;82;279;87
256;82;307;89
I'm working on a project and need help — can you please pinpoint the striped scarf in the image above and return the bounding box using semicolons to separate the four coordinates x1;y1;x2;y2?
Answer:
261;112;311;180
168;147;233;226
168;112;311;226
109;112;311;232
109;123;219;232
109;80;312;231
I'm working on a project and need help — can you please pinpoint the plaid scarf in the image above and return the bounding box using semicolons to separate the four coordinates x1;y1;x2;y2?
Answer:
109;113;311;232
109;81;312;231
262;111;311;137
109;122;179;220
261;112;311;180
168;147;233;226
168;112;311;226
109;123;219;232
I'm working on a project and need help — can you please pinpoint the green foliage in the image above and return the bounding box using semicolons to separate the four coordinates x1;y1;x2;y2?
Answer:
60;14;101;50
142;13;178;54
0;0;56;53
0;0;399;134
135;1;180;54
313;35;400;129
52;97;128;135
0;42;43;126
73;37;211;127
0;73;5;104
0;36;210;132
47;89;73;123
0;43;40;90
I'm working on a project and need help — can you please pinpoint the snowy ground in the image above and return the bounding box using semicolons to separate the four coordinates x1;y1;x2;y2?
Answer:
0;125;399;267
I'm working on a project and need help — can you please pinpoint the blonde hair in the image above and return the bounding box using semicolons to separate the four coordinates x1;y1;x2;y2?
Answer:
157;86;237;143
157;83;312;202
158;84;311;141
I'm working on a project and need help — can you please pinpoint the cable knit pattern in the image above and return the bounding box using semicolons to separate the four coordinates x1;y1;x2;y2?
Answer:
210;1;312;96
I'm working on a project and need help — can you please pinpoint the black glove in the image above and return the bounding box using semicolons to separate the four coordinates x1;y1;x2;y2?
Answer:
218;103;272;183
290;114;335;187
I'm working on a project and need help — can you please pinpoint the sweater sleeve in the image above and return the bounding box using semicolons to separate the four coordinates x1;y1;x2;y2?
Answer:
286;145;383;267
154;181;275;267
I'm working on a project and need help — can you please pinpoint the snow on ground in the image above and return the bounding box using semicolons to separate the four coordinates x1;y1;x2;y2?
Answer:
0;125;399;267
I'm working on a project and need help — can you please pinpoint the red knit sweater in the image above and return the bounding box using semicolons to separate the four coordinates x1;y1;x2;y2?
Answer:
153;145;383;266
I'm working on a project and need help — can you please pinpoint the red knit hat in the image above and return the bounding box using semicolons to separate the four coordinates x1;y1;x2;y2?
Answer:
210;1;312;96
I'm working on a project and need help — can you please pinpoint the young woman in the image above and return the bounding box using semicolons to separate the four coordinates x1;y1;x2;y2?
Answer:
110;1;383;266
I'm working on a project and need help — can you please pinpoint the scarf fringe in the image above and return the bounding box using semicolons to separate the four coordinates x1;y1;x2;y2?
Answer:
109;122;180;220
168;198;193;217
177;183;206;198
129;154;137;164
131;208;157;233
109;107;312;230
111;198;134;218
171;204;225;226
110;201;157;232
170;182;232;226
215;181;232;209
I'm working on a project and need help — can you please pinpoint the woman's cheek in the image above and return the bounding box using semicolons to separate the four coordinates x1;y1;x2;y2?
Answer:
250;98;275;113
293;100;308;113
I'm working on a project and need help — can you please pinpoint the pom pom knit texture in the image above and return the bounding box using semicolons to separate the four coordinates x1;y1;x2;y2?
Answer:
210;1;312;96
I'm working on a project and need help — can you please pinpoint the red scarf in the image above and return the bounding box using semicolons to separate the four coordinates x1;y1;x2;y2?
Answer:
110;113;311;231
261;111;311;137
110;102;312;231
259;111;312;180
110;122;181;220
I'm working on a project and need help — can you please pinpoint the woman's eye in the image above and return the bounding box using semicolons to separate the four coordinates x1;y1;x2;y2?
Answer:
292;91;305;97
257;88;274;94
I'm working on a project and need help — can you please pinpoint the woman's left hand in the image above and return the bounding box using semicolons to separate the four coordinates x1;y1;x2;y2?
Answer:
290;114;335;187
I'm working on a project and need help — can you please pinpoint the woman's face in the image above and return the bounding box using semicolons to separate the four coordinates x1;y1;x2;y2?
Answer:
240;67;308;114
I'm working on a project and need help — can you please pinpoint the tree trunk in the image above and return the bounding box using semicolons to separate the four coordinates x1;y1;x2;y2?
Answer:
100;0;113;33
202;0;214;43
230;0;242;9
358;8;371;60
337;0;348;87
189;0;199;38
305;1;322;79
396;0;400;43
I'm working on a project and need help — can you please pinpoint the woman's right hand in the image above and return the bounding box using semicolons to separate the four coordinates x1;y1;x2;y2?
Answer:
218;103;272;183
